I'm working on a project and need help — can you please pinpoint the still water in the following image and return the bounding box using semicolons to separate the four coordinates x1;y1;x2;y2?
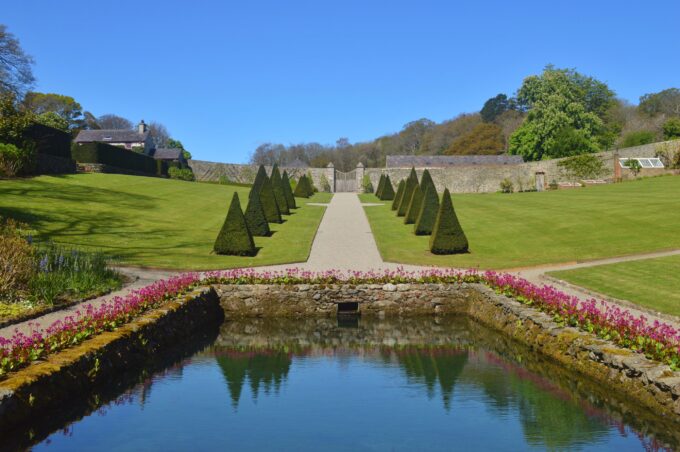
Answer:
6;317;678;451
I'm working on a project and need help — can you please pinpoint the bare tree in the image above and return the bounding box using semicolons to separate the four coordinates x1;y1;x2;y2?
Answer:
148;121;170;148
0;24;35;96
97;114;133;130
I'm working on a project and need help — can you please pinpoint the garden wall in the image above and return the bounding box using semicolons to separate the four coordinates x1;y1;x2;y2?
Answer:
188;160;327;187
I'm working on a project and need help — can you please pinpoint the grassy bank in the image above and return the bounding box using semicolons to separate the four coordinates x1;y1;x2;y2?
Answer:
360;176;680;269
0;174;330;270
548;255;680;316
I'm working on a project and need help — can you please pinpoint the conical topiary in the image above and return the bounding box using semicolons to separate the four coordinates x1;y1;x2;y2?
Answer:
281;170;297;209
259;176;282;223
392;179;405;210
244;189;271;237
294;174;313;198
414;182;439;235
249;165;268;199
375;174;385;198
430;188;468;254
404;184;423;224
214;192;257;256
397;168;418;217
270;164;290;215
381;175;395;200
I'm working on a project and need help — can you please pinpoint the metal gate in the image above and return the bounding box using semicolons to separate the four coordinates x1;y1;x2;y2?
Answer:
335;170;357;192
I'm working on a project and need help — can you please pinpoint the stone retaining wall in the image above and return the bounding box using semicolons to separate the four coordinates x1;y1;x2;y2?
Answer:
215;282;680;420
188;160;327;187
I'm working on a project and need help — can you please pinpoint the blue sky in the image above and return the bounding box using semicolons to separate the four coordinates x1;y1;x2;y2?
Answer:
5;1;680;163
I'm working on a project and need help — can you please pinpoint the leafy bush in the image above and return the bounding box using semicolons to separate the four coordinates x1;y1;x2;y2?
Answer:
71;142;158;175
662;118;680;140
244;189;271;237
397;168;418;216
621;130;656;148
260;177;282;223
415;183;439;235
270;164;290;214
281;171;297;209
218;175;232;185
213;192;256;256
362;174;373;193
623;158;642;176
0;142;34;177
380;175;395;200
654;141;680;169
0;218;34;300
557;154;605;182
404;184;423;225
500;178;514;193
392;179;405;210
168;167;195;181
430;189;469;254
319;173;331;192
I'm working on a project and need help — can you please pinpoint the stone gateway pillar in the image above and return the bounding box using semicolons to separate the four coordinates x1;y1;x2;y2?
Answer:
355;162;364;193
326;162;336;193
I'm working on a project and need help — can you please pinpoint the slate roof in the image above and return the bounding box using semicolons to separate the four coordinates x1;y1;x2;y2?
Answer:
74;129;149;143
153;148;184;160
385;155;523;168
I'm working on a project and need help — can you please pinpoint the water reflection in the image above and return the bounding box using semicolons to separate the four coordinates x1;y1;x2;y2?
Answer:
7;317;678;451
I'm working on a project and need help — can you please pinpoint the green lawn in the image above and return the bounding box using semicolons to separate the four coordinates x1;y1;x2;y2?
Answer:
0;174;331;270
360;176;680;269
548;255;680;316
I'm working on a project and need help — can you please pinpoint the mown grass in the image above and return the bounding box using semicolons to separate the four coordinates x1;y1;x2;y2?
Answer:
0;174;330;270
548;255;680;316
360;176;680;269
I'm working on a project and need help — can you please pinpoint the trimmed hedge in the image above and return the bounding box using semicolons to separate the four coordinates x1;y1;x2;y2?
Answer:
22;123;72;158
415;182;439;235
244;188;271;236
259;176;282;223
250;165;268;200
375;174;385;197
397;168;418;217
380;175;395;200
270;164;290;215
281;170;297;209
430;188;468;254
71;142;160;176
214;192;257;256
392;179;405;210
294;174;313;198
404;184;423;224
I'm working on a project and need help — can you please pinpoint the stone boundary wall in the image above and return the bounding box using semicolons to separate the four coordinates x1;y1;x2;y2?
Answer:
188;160;327;187
367;140;680;193
76;162;159;178
0;288;223;432
215;283;680;420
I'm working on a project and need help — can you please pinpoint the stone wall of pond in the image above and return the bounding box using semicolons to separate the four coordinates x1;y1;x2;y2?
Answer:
215;282;680;420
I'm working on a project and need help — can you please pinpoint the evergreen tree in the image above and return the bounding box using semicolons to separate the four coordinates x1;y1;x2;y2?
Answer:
270;164;290;215
420;169;435;194
244;189;271;236
430;189;468;254
281;170;297;209
249;165;268;200
414;183;439;235
214;192;257;256
380;175;395;200
404;184;423;224
397;168;418;217
375;174;385;197
392;179;405;210
294;175;309;198
259;176;282;223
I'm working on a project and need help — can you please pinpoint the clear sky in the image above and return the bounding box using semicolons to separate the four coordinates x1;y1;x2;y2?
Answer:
5;0;680;163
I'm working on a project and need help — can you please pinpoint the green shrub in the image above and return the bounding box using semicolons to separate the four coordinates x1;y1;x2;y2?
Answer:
397;168;418;217
168;167;195;181
362;174;373;193
214;192;257;256
415;183;439;235
270;164;290;215
621;130;657;148
281;171;297;209
392;179;405;210
500;178;514;193
375;174;385;197
404;184;423;224
0;142;34;177
380;175;395;200
155;159;168;177
260;176;282;223
319;173;331;192
250;165;268;200
430;188;468;254
557;154;605;182
244;189;271;237
71;142;158;175
218;175;232;185
663;118;680;140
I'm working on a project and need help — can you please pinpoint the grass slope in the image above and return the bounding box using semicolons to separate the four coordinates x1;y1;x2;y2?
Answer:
548;255;680;316
0;174;331;270
360;176;680;269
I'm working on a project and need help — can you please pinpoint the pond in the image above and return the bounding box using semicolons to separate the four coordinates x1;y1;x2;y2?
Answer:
5;317;678;451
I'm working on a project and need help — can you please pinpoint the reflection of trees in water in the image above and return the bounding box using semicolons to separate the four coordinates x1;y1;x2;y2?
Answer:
215;349;293;408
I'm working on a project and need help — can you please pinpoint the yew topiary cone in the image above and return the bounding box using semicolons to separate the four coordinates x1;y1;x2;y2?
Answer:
397;168;418;217
270;164;290;215
259;177;282;223
375;174;385;198
294;175;312;198
430;189;468;254
404;184;423;224
214;192;257;256
249;165;268;200
392;179;405;210
244;189;271;237
380;175;395;200
282;170;297;209
414;183;439;235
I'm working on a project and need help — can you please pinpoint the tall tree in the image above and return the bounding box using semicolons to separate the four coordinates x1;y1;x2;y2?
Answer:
480;94;513;122
22;92;85;129
166;138;192;159
0;25;34;96
148;121;170;148
97;114;133;130
638;88;680;117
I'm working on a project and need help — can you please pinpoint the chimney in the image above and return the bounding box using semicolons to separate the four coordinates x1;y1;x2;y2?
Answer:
138;120;147;134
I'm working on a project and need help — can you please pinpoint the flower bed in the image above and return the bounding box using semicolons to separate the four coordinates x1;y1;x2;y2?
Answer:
2;267;680;379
